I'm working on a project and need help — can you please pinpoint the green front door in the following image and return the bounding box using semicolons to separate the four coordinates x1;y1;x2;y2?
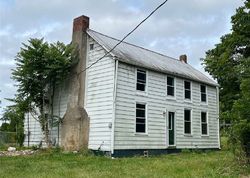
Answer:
168;112;175;146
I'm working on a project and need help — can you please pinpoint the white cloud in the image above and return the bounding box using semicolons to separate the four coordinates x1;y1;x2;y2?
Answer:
0;0;244;117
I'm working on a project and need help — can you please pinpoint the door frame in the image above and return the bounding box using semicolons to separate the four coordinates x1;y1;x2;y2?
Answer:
166;109;176;147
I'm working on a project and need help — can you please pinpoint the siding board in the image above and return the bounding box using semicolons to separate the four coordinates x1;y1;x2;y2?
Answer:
114;62;219;150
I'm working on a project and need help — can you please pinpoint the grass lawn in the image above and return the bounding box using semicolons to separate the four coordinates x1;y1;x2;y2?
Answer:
0;150;249;178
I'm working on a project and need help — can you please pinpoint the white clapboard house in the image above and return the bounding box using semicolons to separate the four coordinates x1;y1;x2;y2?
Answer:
24;15;220;156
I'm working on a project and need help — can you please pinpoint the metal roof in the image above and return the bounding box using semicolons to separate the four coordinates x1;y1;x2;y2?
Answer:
87;29;218;87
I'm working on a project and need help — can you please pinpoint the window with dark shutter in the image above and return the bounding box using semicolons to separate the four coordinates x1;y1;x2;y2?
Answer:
136;69;146;91
201;112;208;135
136;103;146;133
200;85;207;102
184;109;191;134
184;81;191;99
167;76;174;96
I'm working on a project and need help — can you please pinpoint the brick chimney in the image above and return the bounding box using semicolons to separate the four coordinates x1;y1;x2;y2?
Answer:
72;15;89;41
179;54;187;63
61;15;90;151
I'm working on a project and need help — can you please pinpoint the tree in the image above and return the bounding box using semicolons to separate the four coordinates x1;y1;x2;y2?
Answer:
12;38;77;146
0;97;28;146
202;0;250;158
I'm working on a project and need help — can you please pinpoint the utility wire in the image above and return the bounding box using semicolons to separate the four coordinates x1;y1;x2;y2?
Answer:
77;0;168;76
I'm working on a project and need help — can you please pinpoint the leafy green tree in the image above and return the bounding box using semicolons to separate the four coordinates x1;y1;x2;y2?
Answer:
0;97;28;146
202;0;250;157
11;38;77;146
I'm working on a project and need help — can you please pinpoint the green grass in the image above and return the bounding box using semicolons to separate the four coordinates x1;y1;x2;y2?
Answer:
0;150;249;178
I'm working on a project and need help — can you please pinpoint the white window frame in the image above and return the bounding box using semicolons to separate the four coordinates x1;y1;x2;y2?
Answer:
135;102;148;135
166;75;176;100
184;109;192;136
201;111;209;136
135;68;147;95
184;80;192;102
200;84;207;103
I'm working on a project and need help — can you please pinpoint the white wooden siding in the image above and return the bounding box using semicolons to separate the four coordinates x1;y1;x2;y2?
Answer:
50;80;70;146
114;62;219;150
85;37;115;151
23;113;43;146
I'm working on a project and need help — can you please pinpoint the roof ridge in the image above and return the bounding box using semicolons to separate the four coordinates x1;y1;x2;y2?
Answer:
87;29;179;62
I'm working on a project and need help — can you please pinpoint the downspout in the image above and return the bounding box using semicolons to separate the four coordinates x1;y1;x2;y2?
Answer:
111;58;118;155
216;86;221;149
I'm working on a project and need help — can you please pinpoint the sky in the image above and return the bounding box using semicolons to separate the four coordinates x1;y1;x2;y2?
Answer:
0;0;244;123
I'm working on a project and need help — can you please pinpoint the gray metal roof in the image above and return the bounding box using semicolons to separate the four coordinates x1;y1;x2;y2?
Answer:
87;29;218;87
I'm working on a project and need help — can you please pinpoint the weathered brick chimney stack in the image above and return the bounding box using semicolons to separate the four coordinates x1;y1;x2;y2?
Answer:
61;15;90;151
179;54;187;63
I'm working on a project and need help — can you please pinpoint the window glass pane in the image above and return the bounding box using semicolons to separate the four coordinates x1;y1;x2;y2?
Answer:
184;109;191;134
137;69;146;91
137;72;146;82
167;86;174;96
185;90;191;99
202;123;207;135
185;122;191;134
168;117;172;130
136;104;145;109
136;123;145;133
201;93;206;102
136;103;146;133
201;112;207;122
136;83;145;91
200;85;206;93
167;77;174;96
136;109;145;118
168;112;174;130
184;81;190;89
184;110;190;121
167;77;174;86
136;118;145;124
90;44;94;50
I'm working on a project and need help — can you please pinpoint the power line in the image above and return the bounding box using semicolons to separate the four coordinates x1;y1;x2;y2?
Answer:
77;0;168;76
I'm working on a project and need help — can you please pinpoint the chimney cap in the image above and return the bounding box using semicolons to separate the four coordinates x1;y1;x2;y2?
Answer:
179;54;187;63
73;15;89;33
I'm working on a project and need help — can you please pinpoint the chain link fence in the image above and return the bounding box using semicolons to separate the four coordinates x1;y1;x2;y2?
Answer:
0;131;17;147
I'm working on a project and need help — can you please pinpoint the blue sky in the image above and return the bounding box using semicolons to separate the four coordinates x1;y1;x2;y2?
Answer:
0;0;244;124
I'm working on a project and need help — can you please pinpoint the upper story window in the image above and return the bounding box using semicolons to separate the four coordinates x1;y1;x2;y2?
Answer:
184;81;191;99
184;109;191;134
89;43;94;50
136;69;146;91
167;76;174;96
136;103;146;133
200;85;207;102
201;112;208;135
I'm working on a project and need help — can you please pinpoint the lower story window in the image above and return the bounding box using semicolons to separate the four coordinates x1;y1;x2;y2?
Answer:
136;103;146;133
201;112;208;135
184;109;191;134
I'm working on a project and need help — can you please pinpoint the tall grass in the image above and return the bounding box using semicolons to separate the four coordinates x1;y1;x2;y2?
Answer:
0;150;249;178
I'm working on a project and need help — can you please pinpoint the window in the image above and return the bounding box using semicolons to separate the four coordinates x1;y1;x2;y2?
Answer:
201;112;208;135
200;85;207;102
136;103;146;133
136;69;146;91
168;112;174;130
90;43;94;50
184;81;191;99
167;76;174;96
184;109;191;134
